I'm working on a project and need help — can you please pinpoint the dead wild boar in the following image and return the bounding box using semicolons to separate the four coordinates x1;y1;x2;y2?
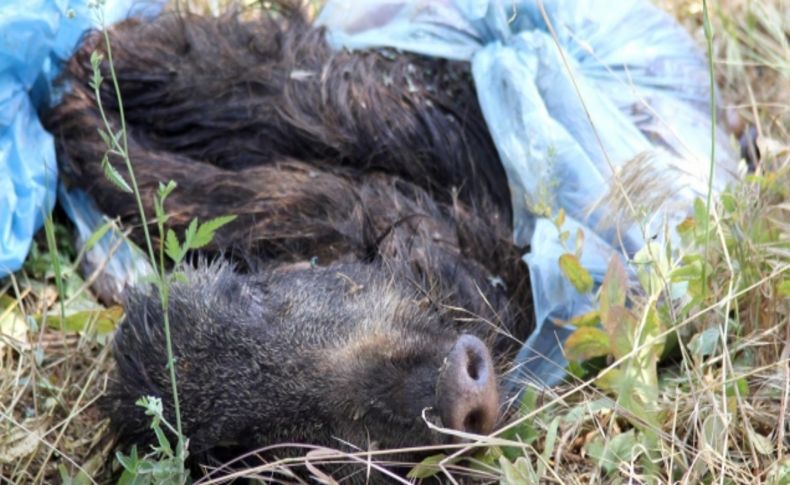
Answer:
45;0;534;478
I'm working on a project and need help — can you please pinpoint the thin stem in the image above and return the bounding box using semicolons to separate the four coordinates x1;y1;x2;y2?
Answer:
97;13;185;472
702;0;717;296
42;213;66;327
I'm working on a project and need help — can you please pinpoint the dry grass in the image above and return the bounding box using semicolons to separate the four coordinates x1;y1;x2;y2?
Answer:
1;0;788;483
1;263;117;482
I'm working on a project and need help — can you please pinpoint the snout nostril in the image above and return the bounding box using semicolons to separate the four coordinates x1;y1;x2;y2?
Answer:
463;408;484;433
465;349;482;382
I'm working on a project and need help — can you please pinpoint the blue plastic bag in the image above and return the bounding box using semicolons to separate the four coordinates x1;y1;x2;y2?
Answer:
0;0;160;276
317;0;740;386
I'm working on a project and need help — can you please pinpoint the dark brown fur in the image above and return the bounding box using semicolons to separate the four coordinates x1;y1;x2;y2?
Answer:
45;3;533;480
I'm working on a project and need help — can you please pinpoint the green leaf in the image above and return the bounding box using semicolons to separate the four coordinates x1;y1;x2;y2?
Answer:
766;459;790;485
140;273;163;288
82;220;114;253
585;430;638;474
556;309;600;328
89;52;104;90
58;465;71;484
641;303;666;359
90;50;103;71
554;208;565;228
537;417;559;477
721;193;737;213
559;253;593;294
779;279;790;297
519;386;539;414
157;180;177;201
564;327;610;361
190;215;237;250
726;377;749;398
499;389;541;459
599;255;628;330
596;326;659;411
676;216;696;235
562;398;615;424
474;445;503;468
701;414;727;454
97;128;112;148
670;258;704;282
566;360;586;379
499;456;536;484
688;327;720;359
183;218;199;249
57;465;92;485
169;272;188;285
672;257;708;301
407;453;446;479
633;242;670;298
603;306;636;360
608;306;662;399
693;197;710;236
164;229;181;264
41;306;123;335
100;153;132;193
153;426;173;457
115;446;139;474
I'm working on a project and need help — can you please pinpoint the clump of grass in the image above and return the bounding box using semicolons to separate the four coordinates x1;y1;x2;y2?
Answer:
1;0;787;483
478;1;790;482
483;2;789;482
0;221;119;483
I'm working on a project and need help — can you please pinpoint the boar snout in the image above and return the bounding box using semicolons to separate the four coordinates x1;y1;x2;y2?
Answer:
436;334;499;438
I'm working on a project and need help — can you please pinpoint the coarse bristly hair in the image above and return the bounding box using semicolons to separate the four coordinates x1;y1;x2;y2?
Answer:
45;1;535;480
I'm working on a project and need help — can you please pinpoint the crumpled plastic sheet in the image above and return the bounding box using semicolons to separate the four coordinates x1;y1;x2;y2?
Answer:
317;0;740;387
0;0;160;276
58;184;153;305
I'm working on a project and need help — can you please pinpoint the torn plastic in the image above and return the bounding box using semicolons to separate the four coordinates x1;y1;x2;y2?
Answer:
317;0;740;387
58;185;152;305
0;0;161;276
